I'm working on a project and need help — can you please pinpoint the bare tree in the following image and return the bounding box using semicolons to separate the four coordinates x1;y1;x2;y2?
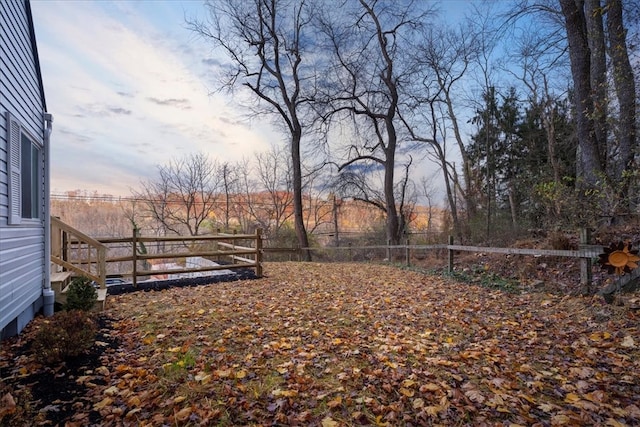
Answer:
189;0;318;260
133;153;222;236
253;145;295;236
320;0;434;244
302;165;334;235
420;175;438;238
423;25;480;223
400;23;481;242
401;91;464;242
220;162;239;231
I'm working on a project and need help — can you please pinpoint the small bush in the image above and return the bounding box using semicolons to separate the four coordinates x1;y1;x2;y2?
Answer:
548;231;576;250
65;277;97;311
32;311;97;365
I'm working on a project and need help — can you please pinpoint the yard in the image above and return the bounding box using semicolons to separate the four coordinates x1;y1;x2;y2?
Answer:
2;262;640;426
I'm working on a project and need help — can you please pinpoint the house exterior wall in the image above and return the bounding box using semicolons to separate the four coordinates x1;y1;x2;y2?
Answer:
0;0;48;338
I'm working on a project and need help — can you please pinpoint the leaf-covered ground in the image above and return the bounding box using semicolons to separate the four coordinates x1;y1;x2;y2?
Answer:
3;262;640;426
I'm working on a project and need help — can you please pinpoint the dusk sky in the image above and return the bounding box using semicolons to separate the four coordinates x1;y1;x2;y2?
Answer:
31;0;280;196
30;0;472;197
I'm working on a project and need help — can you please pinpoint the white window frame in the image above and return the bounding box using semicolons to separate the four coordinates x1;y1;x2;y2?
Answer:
6;112;43;225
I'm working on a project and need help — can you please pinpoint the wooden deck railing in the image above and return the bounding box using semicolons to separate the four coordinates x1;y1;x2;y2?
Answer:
51;219;263;289
51;216;107;288
97;229;263;287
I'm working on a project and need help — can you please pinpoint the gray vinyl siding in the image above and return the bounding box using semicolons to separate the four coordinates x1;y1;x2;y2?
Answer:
0;0;47;336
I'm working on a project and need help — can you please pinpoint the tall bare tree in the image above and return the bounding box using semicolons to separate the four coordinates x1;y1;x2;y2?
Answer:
400;23;481;242
253;145;295;236
560;0;604;190
319;0;433;244
220;162;239;231
189;0;317;260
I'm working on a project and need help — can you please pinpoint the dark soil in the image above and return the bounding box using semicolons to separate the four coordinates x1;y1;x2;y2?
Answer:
106;266;257;296
0;315;119;426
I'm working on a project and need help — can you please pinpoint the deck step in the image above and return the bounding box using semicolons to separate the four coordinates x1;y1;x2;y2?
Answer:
55;283;107;311
50;271;72;294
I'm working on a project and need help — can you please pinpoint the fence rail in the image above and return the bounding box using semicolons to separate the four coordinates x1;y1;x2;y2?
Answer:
54;220;609;293
56;224;263;287
51;216;107;288
265;229;605;291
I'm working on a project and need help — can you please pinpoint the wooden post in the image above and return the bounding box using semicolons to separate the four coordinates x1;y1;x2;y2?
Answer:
448;235;454;273
62;230;68;266
216;228;221;262
98;246;106;289
51;218;61;272
580;228;592;295
232;229;237;264
386;239;391;261
132;228;138;288
87;242;92;276
405;239;410;267
255;228;263;278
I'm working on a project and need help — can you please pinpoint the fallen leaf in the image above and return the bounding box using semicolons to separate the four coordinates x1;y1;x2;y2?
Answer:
174;406;192;422
321;416;339;427
621;336;635;348
0;393;16;416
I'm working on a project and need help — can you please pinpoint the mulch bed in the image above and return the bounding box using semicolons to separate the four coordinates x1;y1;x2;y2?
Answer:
0;315;119;426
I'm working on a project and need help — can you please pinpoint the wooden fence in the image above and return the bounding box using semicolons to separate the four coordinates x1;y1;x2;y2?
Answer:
55;220;614;292
265;229;606;290
59;228;263;287
101;229;263;287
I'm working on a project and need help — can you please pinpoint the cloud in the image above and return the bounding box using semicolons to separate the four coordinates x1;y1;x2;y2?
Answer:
202;57;225;68
73;104;132;118
146;97;192;109
31;0;275;196
108;107;132;115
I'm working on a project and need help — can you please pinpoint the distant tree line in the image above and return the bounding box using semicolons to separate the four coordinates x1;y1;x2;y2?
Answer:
50;152;439;250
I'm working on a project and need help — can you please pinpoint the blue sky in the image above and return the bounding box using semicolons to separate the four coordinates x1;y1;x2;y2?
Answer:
30;0;476;197
31;0;277;196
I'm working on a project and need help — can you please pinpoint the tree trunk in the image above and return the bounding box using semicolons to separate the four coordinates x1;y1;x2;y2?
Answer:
384;147;401;245
444;87;477;220
291;127;311;261
586;0;608;162
606;0;636;205
332;194;340;247
559;0;604;190
508;180;518;228
443;161;463;243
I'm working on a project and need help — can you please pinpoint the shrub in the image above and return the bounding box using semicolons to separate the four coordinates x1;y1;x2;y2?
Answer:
32;311;97;365
65;276;97;311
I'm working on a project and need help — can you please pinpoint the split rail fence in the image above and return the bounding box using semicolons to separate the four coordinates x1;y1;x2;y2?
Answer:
52;218;262;288
54;218;616;293
266;229;606;291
